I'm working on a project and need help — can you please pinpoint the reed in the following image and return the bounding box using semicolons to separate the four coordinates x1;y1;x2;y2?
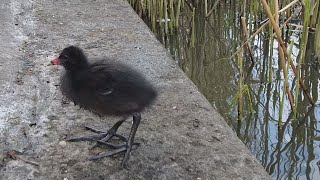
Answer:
175;0;182;28
314;3;320;56
238;50;243;120
261;0;314;108
191;7;195;47
299;0;311;64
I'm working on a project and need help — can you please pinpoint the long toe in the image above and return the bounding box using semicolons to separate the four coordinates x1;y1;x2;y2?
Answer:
89;143;140;167
85;125;127;141
89;132;127;150
67;133;108;141
97;141;140;149
85;125;107;133
89;146;127;160
67;125;127;143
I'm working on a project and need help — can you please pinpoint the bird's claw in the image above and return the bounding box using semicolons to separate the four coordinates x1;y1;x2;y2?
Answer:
66;125;127;145
89;142;140;167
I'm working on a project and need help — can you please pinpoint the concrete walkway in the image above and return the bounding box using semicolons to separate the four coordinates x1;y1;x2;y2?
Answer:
0;0;270;179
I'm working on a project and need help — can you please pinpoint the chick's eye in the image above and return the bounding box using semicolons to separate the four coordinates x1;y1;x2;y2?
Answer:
59;54;69;60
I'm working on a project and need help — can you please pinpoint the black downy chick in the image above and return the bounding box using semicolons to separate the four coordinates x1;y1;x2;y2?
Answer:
51;46;157;167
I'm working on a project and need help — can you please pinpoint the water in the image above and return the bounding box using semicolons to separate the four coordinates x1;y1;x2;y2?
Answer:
130;1;320;179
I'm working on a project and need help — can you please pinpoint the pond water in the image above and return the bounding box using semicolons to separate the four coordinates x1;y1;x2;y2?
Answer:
130;1;320;179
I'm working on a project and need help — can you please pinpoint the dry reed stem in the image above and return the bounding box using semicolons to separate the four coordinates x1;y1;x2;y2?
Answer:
230;20;268;59
231;0;300;59
261;0;315;106
205;0;220;18
275;0;294;110
240;17;255;63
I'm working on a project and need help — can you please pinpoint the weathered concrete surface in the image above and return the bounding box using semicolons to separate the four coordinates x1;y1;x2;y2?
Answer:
0;0;271;179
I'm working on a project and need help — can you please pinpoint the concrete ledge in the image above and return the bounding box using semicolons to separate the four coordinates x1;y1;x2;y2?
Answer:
0;0;271;179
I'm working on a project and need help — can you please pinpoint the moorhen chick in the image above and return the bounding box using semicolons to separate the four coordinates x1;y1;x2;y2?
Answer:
51;46;157;167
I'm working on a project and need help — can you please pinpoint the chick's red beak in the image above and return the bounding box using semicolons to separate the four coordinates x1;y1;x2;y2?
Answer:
51;58;61;65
